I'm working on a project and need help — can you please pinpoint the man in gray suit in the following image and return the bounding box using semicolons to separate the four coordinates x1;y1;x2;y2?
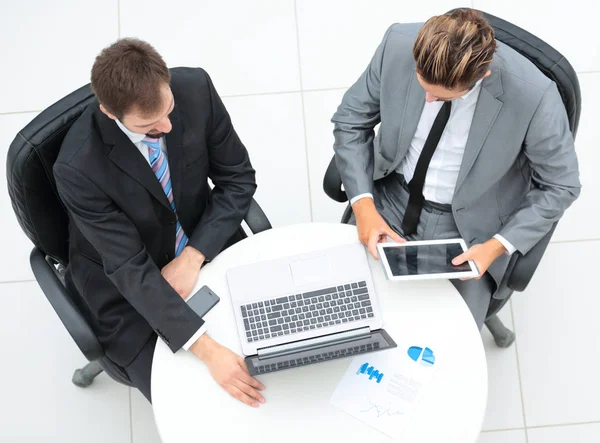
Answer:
331;8;581;329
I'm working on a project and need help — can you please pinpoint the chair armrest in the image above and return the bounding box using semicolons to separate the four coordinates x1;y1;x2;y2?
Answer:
244;198;272;234
507;223;556;292
323;155;348;203
29;247;104;361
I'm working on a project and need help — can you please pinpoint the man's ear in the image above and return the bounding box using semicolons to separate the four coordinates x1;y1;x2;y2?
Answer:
99;104;117;121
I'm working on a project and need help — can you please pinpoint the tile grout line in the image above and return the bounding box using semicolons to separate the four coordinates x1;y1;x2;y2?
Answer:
293;0;314;222
550;238;600;244
0;279;35;285
481;419;600;435
528;420;600;430
0;86;353;116
220;86;349;100
480;427;526;433
510;299;530;442
0;110;42;116
129;388;133;443
301;86;350;93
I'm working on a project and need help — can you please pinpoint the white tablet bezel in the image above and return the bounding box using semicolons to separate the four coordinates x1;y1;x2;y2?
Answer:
376;238;480;281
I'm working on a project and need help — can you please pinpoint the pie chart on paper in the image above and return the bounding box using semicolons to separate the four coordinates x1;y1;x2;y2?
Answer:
408;346;435;367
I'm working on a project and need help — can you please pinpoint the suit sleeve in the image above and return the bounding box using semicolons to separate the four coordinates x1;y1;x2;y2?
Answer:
330;26;393;201
187;69;257;261
54;162;204;352
497;82;581;254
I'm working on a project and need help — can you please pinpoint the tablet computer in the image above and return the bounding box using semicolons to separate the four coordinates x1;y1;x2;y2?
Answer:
377;238;479;281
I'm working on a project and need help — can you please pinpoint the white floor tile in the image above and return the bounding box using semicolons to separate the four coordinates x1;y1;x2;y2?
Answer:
303;89;350;223
0;282;130;442
512;241;600;426
481;303;524;431
552;73;600;243
296;0;467;90
131;388;162;443
473;0;600;73
478;429;527;443
0;113;41;282
222;93;311;228
0;1;118;113
528;423;600;443
120;0;300;97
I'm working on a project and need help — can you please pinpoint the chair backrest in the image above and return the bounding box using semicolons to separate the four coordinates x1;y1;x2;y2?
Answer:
471;9;581;137
6;84;95;267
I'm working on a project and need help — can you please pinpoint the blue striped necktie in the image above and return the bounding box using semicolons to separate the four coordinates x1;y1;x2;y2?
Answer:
142;137;188;257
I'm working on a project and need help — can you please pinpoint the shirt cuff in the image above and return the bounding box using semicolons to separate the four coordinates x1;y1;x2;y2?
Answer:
350;193;374;206
182;324;208;351
494;234;517;256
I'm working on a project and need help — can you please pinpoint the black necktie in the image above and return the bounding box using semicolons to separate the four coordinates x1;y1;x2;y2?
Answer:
401;100;452;236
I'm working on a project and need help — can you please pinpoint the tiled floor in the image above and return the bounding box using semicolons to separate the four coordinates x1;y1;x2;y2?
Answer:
3;1;599;442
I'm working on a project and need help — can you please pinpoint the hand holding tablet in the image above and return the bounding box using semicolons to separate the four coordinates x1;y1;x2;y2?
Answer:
376;239;480;281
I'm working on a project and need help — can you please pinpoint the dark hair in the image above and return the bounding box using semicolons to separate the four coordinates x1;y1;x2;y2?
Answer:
413;8;496;90
91;38;170;119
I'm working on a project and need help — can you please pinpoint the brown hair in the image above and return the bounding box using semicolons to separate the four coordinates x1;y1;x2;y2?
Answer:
413;9;496;90
91;38;170;119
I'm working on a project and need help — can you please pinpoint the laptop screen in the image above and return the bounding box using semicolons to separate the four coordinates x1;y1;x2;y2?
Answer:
245;329;397;376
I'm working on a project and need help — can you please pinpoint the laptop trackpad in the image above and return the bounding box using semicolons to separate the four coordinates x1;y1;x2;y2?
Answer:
290;255;332;287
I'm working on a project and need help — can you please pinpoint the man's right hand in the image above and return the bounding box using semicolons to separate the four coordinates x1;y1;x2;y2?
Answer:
352;197;404;259
190;334;265;408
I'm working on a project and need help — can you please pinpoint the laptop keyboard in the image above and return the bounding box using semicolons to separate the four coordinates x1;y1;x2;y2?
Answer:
241;280;375;343
255;342;380;374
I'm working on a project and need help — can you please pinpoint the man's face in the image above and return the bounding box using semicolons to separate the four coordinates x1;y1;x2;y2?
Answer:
101;83;175;137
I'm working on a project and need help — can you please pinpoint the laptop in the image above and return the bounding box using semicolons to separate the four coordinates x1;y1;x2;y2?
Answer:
226;243;397;375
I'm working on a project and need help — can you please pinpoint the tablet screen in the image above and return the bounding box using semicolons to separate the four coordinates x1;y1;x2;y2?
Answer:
382;242;472;277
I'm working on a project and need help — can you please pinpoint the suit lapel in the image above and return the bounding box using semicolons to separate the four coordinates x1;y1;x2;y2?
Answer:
165;104;184;211
455;62;504;192
95;107;172;211
395;70;425;164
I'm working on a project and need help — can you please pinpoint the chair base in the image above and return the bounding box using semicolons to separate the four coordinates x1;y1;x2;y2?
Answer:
72;361;104;387
485;314;516;348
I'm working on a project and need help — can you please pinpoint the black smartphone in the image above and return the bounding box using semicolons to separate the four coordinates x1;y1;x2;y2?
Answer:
186;285;220;318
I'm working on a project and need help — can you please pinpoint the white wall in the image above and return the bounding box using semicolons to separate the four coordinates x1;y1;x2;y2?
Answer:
1;1;598;442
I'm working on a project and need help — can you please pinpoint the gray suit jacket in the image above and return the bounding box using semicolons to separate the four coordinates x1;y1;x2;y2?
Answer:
332;23;581;287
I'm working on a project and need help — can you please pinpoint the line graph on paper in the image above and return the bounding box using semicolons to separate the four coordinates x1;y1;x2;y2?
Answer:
360;397;404;419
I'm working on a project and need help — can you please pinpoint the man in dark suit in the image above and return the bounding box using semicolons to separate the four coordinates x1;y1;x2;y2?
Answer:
54;38;265;406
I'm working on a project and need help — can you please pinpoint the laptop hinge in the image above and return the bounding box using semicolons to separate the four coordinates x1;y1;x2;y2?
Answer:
257;326;371;359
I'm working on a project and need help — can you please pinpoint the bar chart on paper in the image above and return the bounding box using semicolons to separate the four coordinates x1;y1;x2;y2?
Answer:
331;347;438;440
356;362;384;383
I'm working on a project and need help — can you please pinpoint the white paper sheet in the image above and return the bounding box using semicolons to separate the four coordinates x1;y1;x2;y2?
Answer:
330;344;439;440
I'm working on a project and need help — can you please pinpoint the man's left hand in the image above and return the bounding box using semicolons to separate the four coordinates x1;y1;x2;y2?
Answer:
452;238;507;280
161;246;206;299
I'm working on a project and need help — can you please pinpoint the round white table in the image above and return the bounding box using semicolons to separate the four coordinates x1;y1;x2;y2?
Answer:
152;223;488;443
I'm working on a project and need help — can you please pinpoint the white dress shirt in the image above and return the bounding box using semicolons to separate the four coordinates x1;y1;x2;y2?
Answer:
350;80;515;255
116;119;207;350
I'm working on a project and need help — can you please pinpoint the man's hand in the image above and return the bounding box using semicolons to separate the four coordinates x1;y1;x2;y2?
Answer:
452;238;507;280
190;334;265;408
352;197;404;259
161;246;205;300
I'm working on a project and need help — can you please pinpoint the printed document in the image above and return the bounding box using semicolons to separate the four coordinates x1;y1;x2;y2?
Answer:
330;344;439;440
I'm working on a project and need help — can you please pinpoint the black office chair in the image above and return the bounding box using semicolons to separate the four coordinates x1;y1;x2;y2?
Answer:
323;9;581;347
6;84;272;388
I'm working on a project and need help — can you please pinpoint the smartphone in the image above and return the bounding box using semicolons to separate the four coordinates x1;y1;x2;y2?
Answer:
186;285;220;318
